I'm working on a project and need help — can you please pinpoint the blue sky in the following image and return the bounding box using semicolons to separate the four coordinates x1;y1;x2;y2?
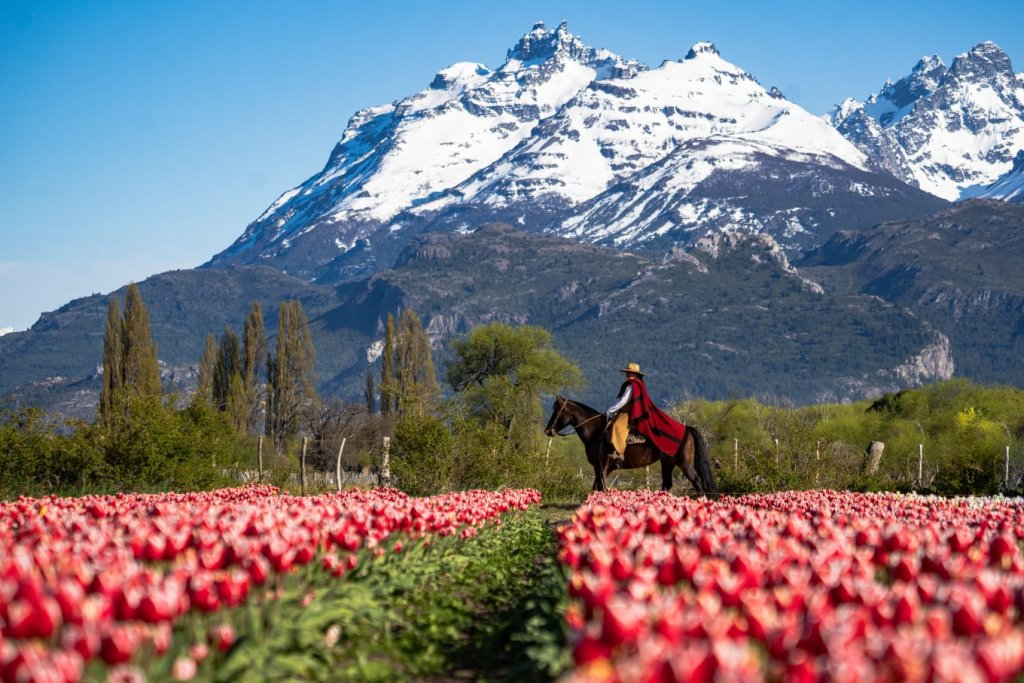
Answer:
2;0;1023;331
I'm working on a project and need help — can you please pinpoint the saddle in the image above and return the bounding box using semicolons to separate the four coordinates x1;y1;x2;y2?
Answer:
626;432;647;445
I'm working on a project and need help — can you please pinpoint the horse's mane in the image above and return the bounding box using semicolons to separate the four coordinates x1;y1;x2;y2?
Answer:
561;397;601;416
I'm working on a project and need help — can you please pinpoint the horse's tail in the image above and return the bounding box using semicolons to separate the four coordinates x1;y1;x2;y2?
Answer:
690;426;718;497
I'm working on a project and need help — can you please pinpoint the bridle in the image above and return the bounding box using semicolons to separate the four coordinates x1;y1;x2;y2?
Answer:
551;397;603;435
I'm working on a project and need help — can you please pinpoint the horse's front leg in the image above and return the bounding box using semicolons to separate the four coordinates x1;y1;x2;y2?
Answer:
589;446;606;491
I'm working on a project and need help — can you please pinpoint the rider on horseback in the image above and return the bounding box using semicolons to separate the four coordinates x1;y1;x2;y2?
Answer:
605;363;686;462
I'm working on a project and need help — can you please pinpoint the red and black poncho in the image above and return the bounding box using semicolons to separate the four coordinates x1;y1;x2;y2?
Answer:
620;377;686;457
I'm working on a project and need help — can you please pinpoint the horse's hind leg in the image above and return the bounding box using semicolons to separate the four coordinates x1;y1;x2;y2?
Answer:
679;458;704;494
660;458;674;492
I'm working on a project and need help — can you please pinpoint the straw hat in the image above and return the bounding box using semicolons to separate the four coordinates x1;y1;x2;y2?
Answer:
619;362;645;376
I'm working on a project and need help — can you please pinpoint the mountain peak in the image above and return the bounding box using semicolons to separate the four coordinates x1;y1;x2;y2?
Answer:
912;54;945;74
506;20;583;63
948;40;1014;81
684;42;720;60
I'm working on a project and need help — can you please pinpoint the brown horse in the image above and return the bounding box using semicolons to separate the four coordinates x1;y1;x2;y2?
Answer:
544;395;717;495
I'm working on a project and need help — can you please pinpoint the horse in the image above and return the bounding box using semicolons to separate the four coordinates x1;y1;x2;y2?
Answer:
543;395;717;495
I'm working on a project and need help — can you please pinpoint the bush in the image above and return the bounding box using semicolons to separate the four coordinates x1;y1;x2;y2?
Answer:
686;379;1024;496
0;397;245;499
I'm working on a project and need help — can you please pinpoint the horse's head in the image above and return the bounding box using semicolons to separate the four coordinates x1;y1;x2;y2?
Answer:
544;395;571;437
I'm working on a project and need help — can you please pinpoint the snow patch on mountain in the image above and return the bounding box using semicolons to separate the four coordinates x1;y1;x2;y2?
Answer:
551;135;889;250
966;149;1024;203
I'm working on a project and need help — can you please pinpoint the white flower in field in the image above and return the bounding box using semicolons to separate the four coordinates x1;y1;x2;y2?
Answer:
172;657;197;681
324;624;342;647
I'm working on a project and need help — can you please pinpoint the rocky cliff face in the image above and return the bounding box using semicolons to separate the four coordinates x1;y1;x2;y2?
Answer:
799;200;1024;385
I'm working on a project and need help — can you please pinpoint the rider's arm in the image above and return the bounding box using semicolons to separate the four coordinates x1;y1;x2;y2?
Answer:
606;386;632;416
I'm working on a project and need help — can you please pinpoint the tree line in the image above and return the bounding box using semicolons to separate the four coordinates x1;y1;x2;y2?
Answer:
8;281;1020;500
1;282;590;498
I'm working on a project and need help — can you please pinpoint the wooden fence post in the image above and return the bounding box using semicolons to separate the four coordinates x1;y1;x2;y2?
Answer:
301;437;308;496
734;438;738;471
918;444;924;487
815;440;821;485
1006;445;1011;490
645;465;651;489
545;438;552;472
258;436;265;483
774;438;780;464
336;438;347;493
381;436;391;486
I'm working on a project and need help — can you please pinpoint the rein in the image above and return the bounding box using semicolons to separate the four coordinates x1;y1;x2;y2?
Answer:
553;399;604;435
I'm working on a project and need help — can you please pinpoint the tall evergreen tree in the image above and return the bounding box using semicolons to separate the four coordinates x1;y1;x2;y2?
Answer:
380;314;396;416
99;297;123;425
241;301;266;434
195;332;218;407
265;300;317;452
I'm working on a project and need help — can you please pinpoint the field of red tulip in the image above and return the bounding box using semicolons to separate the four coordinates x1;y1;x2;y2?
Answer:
557;490;1024;682
0;485;542;682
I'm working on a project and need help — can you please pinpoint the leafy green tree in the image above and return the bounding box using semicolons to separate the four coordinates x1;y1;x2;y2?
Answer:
265;300;317;453
446;322;583;451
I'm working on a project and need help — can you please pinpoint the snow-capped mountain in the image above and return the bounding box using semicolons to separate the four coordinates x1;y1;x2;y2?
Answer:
969;149;1024;203
208;22;946;281
829;42;1024;200
413;42;868;225
210;22;641;273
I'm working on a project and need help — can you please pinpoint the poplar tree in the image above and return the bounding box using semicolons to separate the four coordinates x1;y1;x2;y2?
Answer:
98;283;161;427
241;301;266;434
99;297;123;425
265;300;317;452
121;283;161;397
195;332;217;407
212;326;240;411
380;314;396;416
364;371;376;415
211;326;248;432
394;308;439;416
